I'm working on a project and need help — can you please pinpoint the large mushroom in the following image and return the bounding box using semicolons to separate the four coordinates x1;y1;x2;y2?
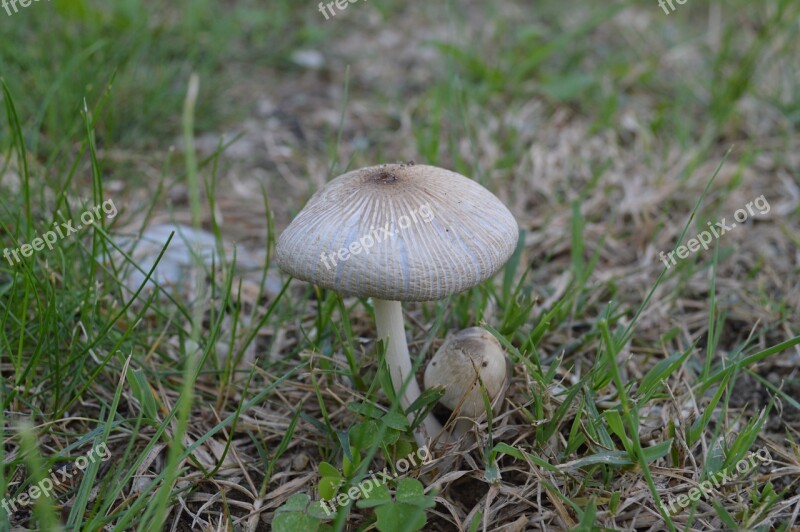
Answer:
276;163;518;446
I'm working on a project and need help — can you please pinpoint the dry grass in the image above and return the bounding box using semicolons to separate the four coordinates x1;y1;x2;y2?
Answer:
1;0;799;530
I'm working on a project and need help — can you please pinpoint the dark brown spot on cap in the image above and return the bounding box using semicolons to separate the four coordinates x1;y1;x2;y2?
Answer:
369;169;399;184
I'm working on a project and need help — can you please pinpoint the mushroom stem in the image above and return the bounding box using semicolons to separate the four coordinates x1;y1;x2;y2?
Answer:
373;298;443;447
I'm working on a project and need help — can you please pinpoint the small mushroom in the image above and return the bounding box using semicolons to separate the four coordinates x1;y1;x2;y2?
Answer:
276;163;518;447
424;327;509;437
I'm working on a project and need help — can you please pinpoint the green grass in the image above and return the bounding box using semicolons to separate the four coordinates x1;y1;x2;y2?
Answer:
0;0;320;156
1;0;799;530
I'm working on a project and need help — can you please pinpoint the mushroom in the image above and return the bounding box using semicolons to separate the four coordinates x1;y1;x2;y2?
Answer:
423;327;509;438
276;163;518;447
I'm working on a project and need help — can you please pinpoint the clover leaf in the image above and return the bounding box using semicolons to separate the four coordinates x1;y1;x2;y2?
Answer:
272;494;334;532
358;478;436;532
317;461;345;501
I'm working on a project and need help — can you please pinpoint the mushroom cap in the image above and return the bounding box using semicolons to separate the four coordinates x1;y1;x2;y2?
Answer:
276;163;518;301
423;327;508;417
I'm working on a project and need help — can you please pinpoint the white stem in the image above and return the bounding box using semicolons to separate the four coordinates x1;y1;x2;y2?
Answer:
373;298;443;447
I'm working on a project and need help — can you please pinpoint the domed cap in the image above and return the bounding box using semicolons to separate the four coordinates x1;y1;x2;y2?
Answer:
276;163;518;301
424;327;508;417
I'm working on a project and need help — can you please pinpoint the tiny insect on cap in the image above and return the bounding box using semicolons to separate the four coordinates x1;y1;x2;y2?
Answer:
276;163;519;301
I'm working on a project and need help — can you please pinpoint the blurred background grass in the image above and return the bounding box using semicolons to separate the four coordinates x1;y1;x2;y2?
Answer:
0;0;799;530
1;0;797;162
0;0;320;154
